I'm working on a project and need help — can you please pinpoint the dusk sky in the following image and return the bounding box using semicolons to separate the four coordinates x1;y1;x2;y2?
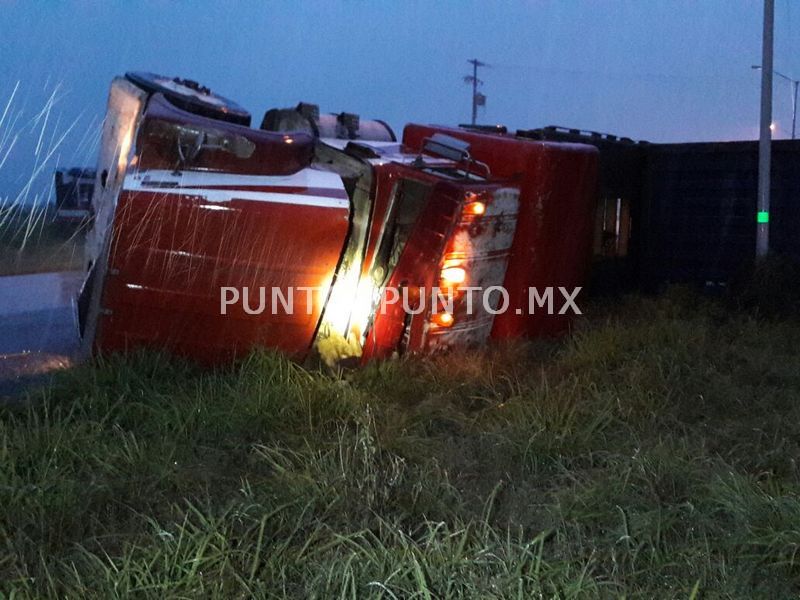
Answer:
1;1;799;203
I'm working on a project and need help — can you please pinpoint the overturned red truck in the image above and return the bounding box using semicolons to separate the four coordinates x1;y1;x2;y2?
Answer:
78;73;597;366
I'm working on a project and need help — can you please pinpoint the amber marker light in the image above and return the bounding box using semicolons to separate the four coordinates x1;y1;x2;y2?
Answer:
432;312;454;327
440;266;466;286
464;201;486;216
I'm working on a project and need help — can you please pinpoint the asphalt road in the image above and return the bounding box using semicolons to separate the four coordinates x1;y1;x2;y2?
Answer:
0;271;83;398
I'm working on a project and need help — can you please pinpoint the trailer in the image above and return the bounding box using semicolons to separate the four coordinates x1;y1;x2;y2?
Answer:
527;126;800;291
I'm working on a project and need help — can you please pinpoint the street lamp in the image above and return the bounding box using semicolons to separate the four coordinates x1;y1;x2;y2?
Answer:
753;64;800;139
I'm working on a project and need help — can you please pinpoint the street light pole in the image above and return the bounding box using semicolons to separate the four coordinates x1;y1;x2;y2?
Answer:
753;65;800;139
791;79;798;140
756;0;774;258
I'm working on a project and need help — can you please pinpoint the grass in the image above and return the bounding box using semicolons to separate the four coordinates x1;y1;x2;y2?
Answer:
0;207;85;276
2;289;800;597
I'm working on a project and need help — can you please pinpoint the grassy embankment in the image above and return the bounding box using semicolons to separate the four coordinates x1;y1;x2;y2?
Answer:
2;288;800;597
0;208;85;276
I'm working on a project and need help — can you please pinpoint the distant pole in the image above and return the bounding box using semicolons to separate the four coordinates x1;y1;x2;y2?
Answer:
471;60;478;125
464;58;486;125
792;79;798;139
757;0;774;258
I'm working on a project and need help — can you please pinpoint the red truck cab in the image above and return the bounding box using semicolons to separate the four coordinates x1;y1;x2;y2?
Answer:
79;73;596;366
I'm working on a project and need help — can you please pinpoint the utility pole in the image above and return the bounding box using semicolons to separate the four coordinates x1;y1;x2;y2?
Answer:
793;79;799;140
757;0;774;258
464;59;487;125
792;80;799;139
